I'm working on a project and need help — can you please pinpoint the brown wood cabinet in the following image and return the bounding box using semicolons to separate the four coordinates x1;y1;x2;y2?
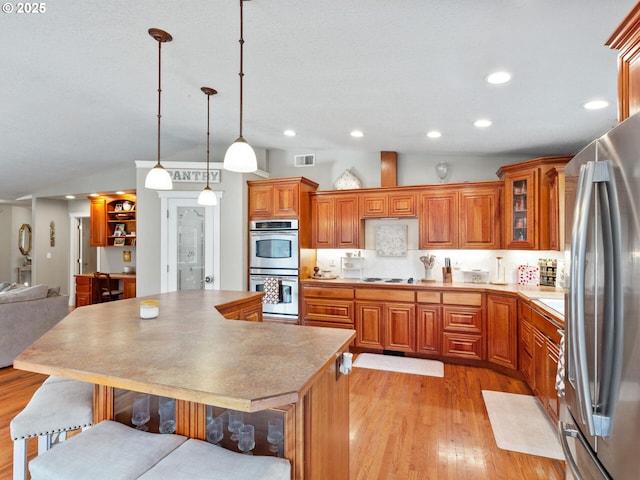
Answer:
546;166;565;251
311;193;361;249
419;188;458;249
498;157;571;250
248;177;319;220
74;274;136;307
301;285;354;329
606;3;640;121
441;291;484;360
459;183;502;249
486;293;518;370
360;190;417;218
89;194;136;248
216;297;264;322
89;197;106;247
354;288;416;352
419;182;502;250
518;300;562;424
416;291;442;355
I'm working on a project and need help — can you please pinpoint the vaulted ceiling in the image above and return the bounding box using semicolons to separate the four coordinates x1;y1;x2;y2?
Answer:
1;0;635;202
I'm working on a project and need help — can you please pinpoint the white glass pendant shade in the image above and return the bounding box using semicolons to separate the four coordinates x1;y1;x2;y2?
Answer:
224;137;257;173
197;185;218;206
145;164;173;190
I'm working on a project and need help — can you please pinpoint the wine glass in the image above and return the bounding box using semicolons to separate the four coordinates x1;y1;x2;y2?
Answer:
206;416;224;445
131;394;150;431
158;397;176;434
237;424;255;455
267;418;284;454
228;410;243;441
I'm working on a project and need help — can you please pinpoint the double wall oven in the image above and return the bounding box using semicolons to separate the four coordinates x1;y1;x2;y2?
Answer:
249;220;299;318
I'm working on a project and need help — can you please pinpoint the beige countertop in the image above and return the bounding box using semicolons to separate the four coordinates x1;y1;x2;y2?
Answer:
302;277;565;322
14;290;355;412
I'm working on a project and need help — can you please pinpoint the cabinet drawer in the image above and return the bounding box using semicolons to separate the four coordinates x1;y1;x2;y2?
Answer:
355;288;414;303
416;291;441;304
519;301;531;322
442;333;484;360
442;306;482;333
303;286;354;300
520;318;534;355
304;299;354;325
442;292;482;306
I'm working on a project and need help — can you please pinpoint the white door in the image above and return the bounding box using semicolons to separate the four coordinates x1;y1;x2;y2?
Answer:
159;192;221;292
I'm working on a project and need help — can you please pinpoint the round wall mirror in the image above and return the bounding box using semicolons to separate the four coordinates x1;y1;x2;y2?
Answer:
18;223;32;256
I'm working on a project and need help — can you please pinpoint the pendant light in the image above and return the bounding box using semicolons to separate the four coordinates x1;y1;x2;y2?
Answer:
198;87;218;206
223;0;257;173
145;28;174;190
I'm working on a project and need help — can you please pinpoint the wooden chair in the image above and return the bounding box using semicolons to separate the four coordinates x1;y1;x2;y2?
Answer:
93;272;123;302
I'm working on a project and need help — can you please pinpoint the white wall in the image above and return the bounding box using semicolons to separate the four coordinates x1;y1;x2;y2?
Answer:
266;149;532;189
32;198;70;293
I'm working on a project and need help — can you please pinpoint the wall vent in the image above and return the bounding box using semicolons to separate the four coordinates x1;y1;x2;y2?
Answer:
294;154;315;167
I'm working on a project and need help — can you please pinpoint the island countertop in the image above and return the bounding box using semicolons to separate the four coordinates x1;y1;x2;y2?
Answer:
14;290;355;412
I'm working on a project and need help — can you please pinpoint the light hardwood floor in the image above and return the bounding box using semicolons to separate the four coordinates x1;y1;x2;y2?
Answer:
0;362;564;480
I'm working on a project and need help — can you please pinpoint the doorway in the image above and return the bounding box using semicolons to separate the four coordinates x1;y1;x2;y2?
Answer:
68;214;97;305
159;192;221;292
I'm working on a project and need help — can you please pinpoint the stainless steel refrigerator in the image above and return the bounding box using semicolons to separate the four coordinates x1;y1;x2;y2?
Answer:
561;112;640;479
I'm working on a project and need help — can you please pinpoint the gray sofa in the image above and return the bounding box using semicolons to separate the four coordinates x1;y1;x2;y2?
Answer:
0;283;70;368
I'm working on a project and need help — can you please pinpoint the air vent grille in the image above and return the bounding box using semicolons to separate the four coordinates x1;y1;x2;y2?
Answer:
294;154;315;167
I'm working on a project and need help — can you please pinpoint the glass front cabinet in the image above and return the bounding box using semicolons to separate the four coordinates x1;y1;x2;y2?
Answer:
504;169;537;249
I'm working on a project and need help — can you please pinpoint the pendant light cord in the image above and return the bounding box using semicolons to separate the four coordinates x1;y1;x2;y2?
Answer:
156;38;163;168
238;0;245;138
206;91;211;187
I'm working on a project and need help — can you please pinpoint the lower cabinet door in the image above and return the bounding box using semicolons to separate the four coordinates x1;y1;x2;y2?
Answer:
385;303;415;352
416;304;441;355
355;302;384;350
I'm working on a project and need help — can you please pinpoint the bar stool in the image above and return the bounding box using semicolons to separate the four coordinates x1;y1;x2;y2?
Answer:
29;420;188;480
138;438;292;479
10;376;93;480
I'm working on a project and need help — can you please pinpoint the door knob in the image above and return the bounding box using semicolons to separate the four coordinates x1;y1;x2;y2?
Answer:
205;276;213;284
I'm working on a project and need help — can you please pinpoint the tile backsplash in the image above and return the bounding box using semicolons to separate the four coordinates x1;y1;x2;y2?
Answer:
315;248;565;286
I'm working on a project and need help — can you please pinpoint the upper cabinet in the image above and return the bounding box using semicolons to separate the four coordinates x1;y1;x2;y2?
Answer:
89;194;136;248
498;157;571;250
311;192;362;249
360;190;417;218
248;177;319;220
419;182;502;250
606;3;640;121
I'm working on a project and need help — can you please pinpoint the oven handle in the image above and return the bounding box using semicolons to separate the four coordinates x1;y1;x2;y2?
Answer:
250;275;298;283
251;232;299;237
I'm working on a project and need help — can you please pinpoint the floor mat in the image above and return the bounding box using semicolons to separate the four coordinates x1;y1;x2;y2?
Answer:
353;353;444;377
482;390;564;460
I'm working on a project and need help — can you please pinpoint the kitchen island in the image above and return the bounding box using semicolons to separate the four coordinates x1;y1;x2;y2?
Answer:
14;290;355;480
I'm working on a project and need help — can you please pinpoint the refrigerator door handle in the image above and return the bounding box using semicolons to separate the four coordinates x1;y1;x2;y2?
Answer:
593;160;624;438
560;422;613;480
570;161;594;430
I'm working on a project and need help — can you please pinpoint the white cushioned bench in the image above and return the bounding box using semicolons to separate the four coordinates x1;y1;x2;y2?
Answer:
29;420;187;480
138;438;291;480
29;420;291;480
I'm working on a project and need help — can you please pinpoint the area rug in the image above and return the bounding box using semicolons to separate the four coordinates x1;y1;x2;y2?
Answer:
353;353;444;377
482;390;564;460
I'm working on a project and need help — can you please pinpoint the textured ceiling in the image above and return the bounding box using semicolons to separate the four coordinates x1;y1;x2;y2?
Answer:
0;0;636;202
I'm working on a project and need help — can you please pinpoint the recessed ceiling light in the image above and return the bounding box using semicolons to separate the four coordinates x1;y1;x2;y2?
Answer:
283;129;296;137
486;71;511;85
65;195;76;199
474;119;492;128
350;130;364;138
115;191;125;195
89;193;99;197
427;130;442;139
583;100;609;110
